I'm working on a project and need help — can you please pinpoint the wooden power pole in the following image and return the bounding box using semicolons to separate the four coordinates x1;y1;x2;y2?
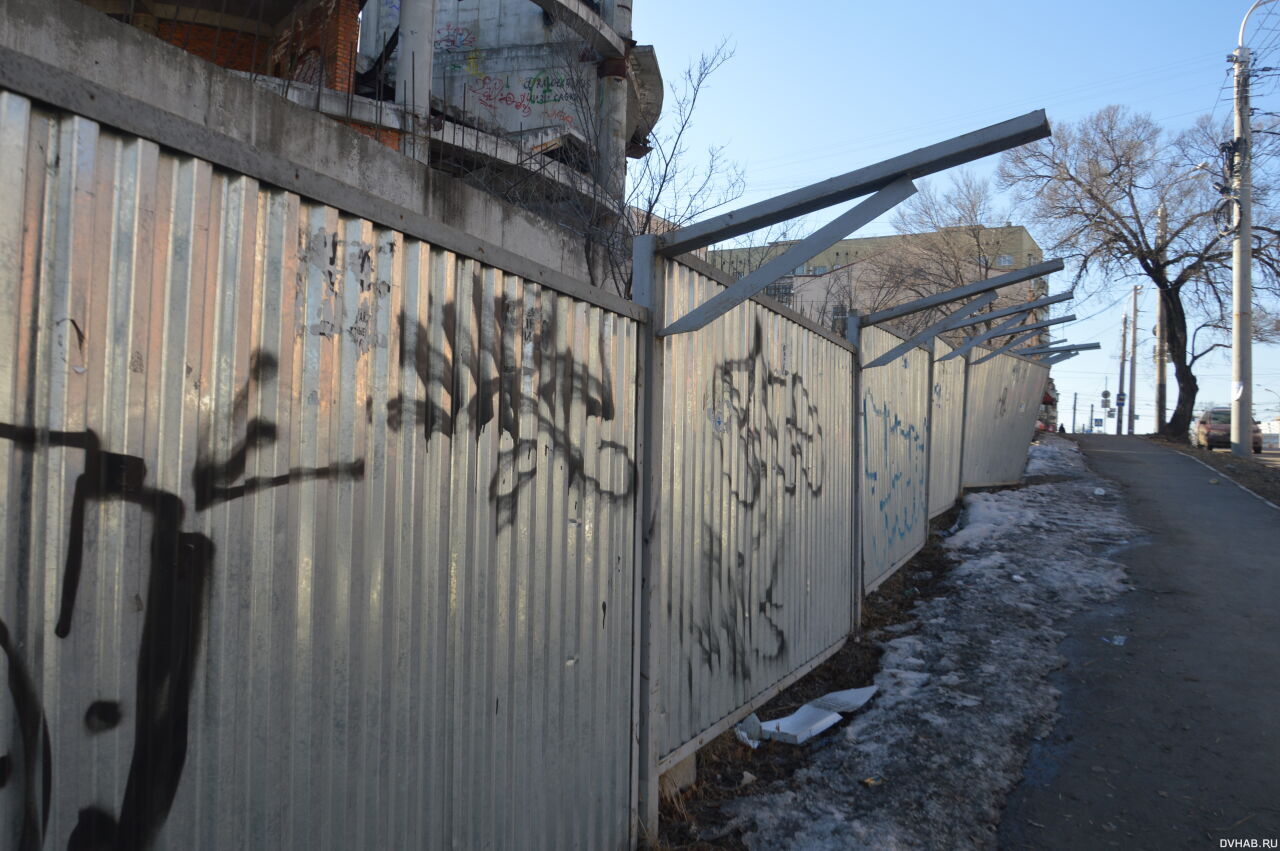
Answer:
1129;285;1140;435
1117;313;1128;436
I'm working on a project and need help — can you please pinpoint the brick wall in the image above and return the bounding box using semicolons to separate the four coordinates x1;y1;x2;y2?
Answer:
151;20;271;74
132;0;360;92
347;121;402;151
268;0;360;93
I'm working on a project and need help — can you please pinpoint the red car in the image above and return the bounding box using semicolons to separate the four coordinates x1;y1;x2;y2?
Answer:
1191;407;1263;452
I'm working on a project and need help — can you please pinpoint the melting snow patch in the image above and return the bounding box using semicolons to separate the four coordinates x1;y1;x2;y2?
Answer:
809;686;878;714
723;436;1136;849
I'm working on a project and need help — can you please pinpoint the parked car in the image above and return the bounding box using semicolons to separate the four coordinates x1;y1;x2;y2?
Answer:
1191;407;1263;452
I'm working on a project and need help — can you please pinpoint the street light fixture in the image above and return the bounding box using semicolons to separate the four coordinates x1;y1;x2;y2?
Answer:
1258;385;1280;415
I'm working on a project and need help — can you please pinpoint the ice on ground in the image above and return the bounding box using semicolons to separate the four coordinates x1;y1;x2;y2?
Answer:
721;436;1135;849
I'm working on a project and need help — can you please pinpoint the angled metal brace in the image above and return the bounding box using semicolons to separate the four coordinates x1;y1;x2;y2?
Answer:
858;259;1064;330
984;313;1076;340
970;328;1046;365
1041;351;1081;366
944;290;1074;331
937;310;1034;362
658;178;917;337
1019;342;1101;356
657;110;1051;256
862;292;999;369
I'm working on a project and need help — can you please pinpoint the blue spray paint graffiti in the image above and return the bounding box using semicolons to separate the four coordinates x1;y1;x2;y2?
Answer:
861;360;929;586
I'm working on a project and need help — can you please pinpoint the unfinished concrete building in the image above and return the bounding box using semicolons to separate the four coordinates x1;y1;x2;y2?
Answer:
80;0;663;255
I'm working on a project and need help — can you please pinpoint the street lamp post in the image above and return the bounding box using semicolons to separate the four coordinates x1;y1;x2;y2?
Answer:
1231;0;1276;455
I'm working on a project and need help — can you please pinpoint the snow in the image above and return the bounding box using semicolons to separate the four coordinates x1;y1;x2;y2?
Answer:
719;436;1135;849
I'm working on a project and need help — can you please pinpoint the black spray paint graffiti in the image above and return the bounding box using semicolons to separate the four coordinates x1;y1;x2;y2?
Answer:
690;319;827;681
0;349;364;851
385;294;635;534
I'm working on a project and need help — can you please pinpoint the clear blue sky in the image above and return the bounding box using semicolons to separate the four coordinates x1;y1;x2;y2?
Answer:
632;0;1280;429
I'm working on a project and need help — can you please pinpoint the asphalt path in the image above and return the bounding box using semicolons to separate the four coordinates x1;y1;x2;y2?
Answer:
999;435;1280;849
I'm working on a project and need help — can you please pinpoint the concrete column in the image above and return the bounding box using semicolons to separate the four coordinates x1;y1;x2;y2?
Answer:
597;72;628;205
608;0;632;39
598;0;631;206
358;0;400;63
357;0;380;60
396;0;435;115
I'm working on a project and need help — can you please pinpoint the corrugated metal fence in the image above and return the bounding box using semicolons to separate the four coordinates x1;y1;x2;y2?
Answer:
860;326;932;592
963;348;1049;488
0;93;637;850
652;259;855;771
0;84;1052;848
929;337;967;517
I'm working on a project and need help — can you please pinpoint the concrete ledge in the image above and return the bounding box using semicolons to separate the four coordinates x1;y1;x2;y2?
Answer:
0;0;645;320
658;752;696;799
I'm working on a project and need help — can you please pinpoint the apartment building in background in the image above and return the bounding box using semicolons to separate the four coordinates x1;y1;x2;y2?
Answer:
707;224;1052;344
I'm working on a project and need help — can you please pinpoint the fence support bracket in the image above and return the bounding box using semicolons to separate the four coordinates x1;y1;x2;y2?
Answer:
944;290;1074;331
657;110;1051;257
970;327;1047;365
1041;350;1082;366
859;259;1064;330
939;311;1034;362
862;291;999;369
658;179;917;337
1019;342;1102;356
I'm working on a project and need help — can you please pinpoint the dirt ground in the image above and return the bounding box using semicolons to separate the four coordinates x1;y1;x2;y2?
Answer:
1146;436;1280;506
655;508;962;850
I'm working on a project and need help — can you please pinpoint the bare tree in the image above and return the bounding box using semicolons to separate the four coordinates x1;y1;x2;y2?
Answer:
847;171;1045;336
998;105;1280;438
791;265;853;330
626;39;745;241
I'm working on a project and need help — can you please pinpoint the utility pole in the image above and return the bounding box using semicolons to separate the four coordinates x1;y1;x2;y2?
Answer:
1155;204;1168;434
1090;402;1095;432
1231;2;1269;455
1129;285;1140;435
1072;392;1078;433
1117;313;1128;436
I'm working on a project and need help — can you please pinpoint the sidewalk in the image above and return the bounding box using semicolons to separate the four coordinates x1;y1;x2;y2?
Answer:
999;435;1280;848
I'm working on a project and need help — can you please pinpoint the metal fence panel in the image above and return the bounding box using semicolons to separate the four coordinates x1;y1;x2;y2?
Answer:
0;95;636;850
928;337;967;518
961;350;1049;487
859;325;931;591
654;259;855;767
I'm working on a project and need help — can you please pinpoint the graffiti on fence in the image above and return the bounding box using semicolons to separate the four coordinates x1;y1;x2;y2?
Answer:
0;347;364;851
385;293;634;533
861;383;928;570
689;319;828;681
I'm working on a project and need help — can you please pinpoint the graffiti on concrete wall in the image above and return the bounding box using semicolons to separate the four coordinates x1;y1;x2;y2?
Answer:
467;75;534;117
434;23;476;53
520;73;573;105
